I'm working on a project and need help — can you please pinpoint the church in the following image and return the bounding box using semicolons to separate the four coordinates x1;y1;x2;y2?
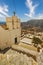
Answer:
0;14;21;50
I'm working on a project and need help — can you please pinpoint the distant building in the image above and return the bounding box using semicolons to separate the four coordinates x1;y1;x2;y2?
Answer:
0;15;21;50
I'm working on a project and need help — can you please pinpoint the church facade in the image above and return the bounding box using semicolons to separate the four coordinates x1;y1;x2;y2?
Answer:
0;15;21;50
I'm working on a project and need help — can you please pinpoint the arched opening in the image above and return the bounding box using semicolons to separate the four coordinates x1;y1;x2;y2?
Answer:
15;37;17;44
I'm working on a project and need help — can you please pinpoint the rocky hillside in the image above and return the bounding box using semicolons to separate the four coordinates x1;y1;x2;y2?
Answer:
21;19;43;32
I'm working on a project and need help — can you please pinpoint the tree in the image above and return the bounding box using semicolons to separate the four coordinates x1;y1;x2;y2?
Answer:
32;36;42;47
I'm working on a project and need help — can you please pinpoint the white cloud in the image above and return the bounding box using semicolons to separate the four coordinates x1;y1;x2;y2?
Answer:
0;4;9;21
0;14;4;17
25;0;39;18
0;5;9;17
33;14;43;19
4;5;9;12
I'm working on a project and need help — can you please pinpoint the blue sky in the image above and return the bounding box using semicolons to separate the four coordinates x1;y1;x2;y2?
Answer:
0;0;43;22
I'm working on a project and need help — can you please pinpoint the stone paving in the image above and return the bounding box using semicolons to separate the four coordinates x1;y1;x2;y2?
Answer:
0;49;37;65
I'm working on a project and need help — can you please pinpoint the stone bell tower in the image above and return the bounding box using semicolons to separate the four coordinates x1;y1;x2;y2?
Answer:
12;12;21;29
6;12;21;30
